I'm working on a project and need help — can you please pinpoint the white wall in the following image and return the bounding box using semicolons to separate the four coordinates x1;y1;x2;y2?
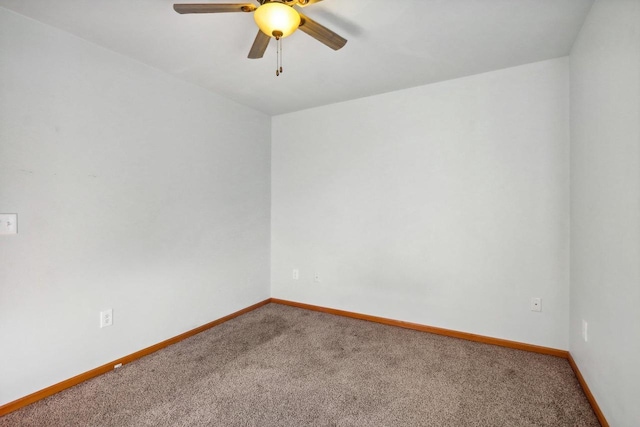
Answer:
0;8;270;406
570;0;640;425
272;58;570;349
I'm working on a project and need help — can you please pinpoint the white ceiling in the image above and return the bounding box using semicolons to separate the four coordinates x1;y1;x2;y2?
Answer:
0;0;593;115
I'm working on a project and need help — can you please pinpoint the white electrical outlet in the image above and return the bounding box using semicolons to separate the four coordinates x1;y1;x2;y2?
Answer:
292;269;299;280
530;297;542;312
582;320;588;342
100;309;113;328
0;214;18;235
314;272;320;282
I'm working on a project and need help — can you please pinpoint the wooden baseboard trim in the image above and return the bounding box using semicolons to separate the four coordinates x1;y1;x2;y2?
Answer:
568;354;609;427
0;298;271;417
270;298;569;358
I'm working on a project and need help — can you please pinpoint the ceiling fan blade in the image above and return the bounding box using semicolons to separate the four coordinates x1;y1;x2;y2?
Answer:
298;13;347;50
248;31;270;59
296;0;324;7
173;3;256;14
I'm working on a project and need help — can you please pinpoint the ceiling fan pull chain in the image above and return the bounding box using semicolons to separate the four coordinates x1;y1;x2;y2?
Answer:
279;37;283;75
276;36;283;77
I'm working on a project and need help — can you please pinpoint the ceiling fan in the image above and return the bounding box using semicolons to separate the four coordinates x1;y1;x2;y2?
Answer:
173;0;347;75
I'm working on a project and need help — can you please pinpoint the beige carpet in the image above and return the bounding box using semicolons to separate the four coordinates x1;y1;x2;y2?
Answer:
1;303;599;426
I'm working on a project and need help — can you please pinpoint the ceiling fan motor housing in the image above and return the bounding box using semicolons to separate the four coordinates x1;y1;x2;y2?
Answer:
259;0;306;5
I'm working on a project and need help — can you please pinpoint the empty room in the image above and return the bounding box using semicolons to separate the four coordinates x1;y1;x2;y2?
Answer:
0;0;638;426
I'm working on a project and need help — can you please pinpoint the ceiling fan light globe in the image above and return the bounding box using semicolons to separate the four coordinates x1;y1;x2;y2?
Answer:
254;2;301;38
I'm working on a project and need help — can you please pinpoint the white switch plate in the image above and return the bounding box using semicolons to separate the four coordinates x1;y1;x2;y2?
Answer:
582;319;588;342
0;214;18;235
314;272;321;282
530;297;542;312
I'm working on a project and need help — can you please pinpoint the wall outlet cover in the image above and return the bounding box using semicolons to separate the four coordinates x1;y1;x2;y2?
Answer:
100;309;113;328
0;214;18;235
530;297;542;312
